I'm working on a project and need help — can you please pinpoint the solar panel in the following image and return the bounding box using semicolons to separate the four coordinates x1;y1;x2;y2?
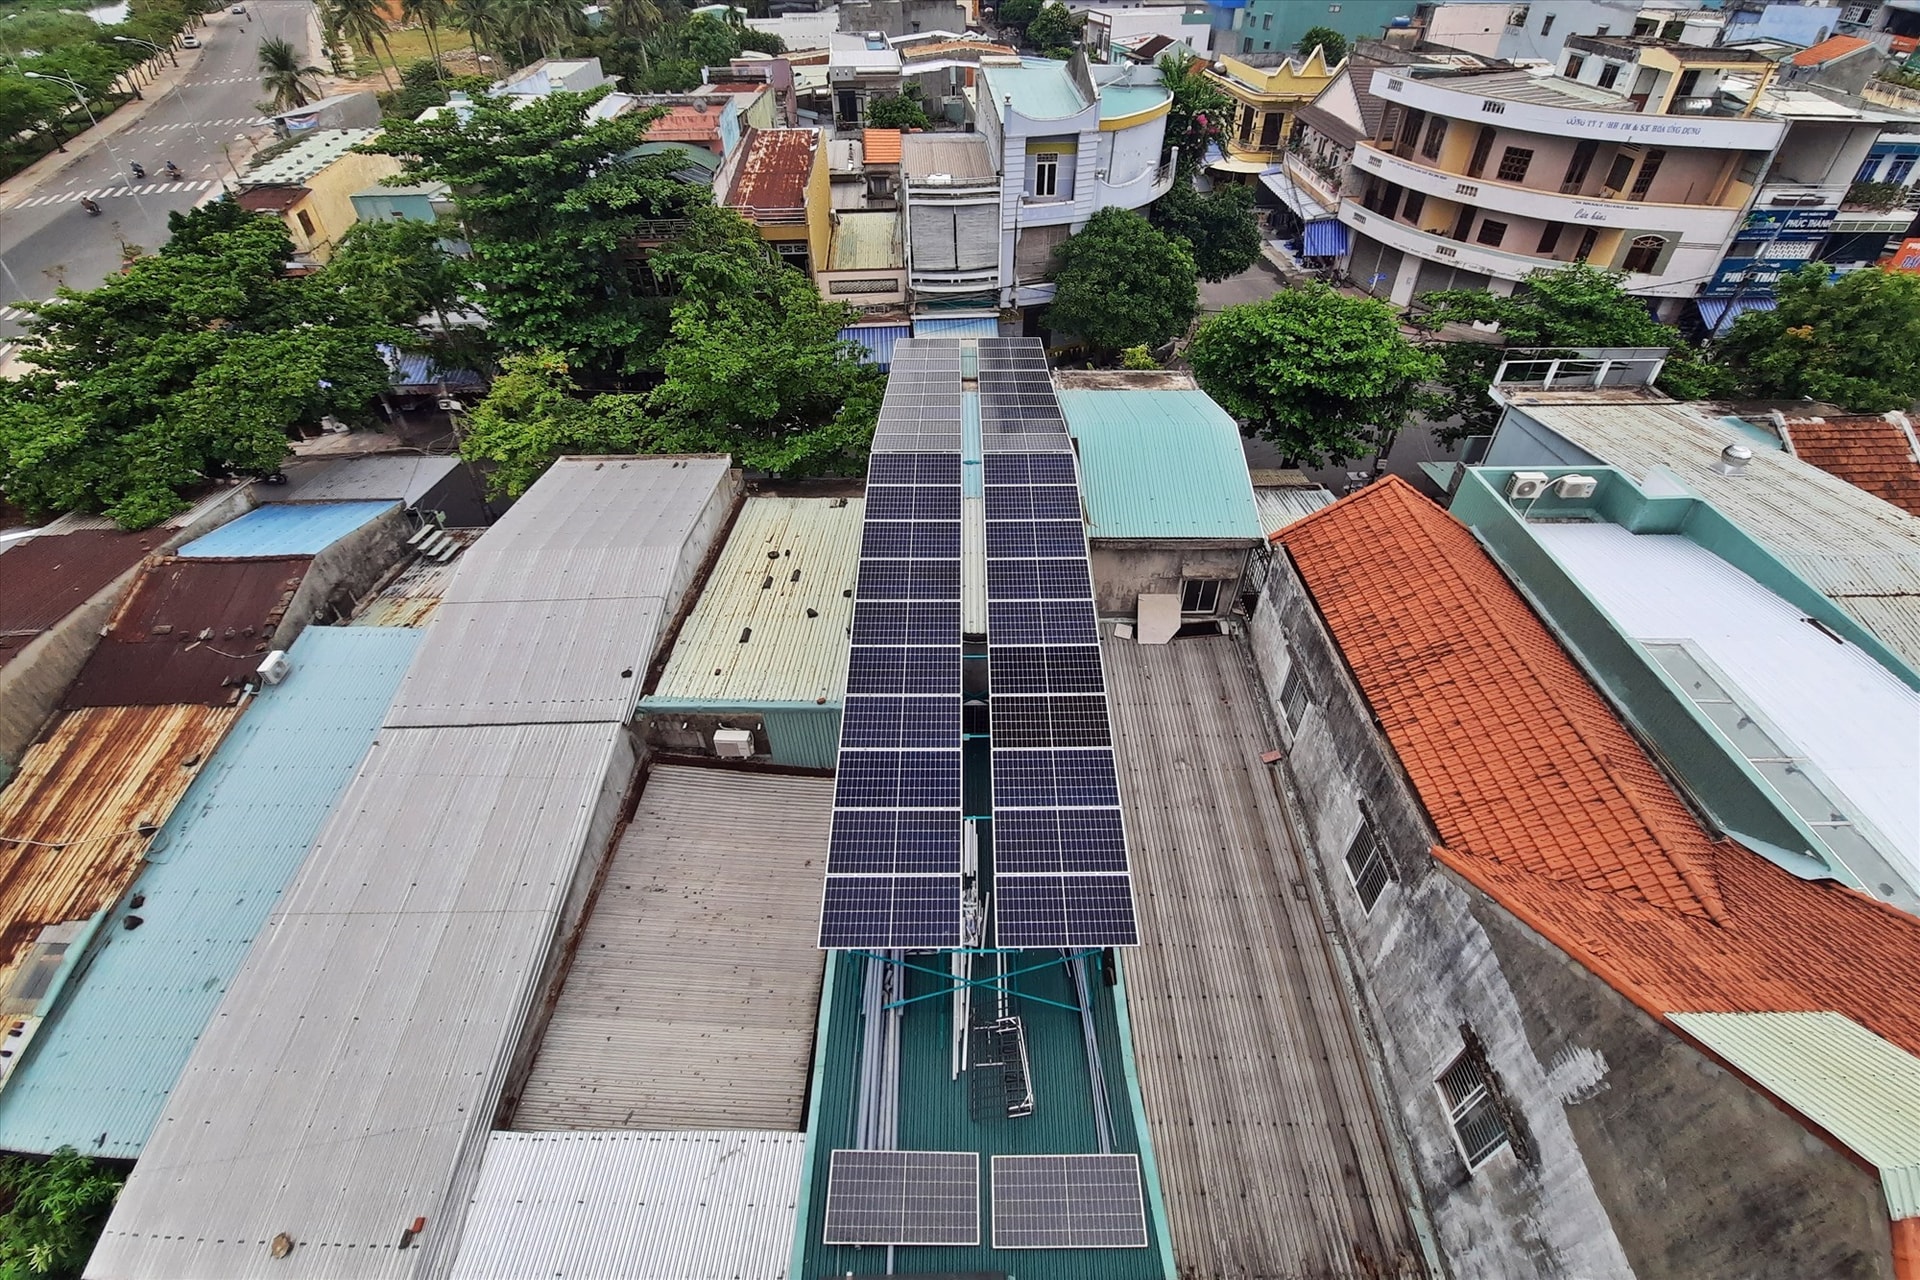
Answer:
857;558;963;601
991;750;1121;812
841;695;962;748
987;600;1099;646
989;645;1105;694
828;808;963;874
990;1155;1147;1250
984;454;1077;485
821;874;964;948
862;520;963;559
849;600;963;645
834;749;962;808
824;1150;981;1246
986;519;1086;559
993;874;1138;947
846;645;962;695
985;558;1093;602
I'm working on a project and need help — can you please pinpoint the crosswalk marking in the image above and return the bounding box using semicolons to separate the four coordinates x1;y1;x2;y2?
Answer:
0;305;29;325
129;116;270;133
9;180;214;208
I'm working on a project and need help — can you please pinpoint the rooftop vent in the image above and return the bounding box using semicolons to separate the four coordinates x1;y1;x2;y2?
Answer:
1712;443;1753;477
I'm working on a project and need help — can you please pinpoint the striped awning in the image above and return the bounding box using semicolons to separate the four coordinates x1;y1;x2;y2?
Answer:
1696;296;1776;335
839;324;911;369
1301;219;1351;258
912;315;1000;338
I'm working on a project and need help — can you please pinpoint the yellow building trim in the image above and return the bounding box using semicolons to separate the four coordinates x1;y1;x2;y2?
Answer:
1025;138;1080;154
1098;97;1171;131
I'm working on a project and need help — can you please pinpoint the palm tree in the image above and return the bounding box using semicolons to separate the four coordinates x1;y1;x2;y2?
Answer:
329;0;402;89
257;36;327;110
605;0;660;38
453;0;509;68
499;0;571;61
402;0;452;76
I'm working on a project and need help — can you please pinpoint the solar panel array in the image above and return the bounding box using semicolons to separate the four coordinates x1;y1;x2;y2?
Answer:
990;1154;1149;1250
823;1149;981;1246
820;341;967;949
979;340;1139;949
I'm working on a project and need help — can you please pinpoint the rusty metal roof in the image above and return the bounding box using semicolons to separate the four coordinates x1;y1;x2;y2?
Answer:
725;128;817;213
0;704;238;1008
0;532;161;669
63;558;311;708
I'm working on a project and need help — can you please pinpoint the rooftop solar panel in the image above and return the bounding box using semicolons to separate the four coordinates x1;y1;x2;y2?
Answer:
987;599;1099;646
824;1150;981;1246
849;600;963;645
993;874;1138;948
990;1155;1147;1250
820;874;964;948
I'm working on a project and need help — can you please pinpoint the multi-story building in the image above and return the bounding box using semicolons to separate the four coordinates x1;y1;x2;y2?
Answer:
1203;0;1413;61
1322;38;1792;309
1203;49;1342;181
235;129;406;265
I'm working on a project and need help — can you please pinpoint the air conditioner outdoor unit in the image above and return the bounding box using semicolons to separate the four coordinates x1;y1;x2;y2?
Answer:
1552;473;1598;499
1506;471;1551;500
256;650;292;686
713;728;755;758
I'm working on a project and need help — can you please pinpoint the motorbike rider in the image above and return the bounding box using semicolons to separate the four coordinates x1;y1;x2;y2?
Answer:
163;160;182;179
129;161;146;180
81;197;100;214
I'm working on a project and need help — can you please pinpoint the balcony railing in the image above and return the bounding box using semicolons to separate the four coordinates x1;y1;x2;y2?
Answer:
735;206;809;226
1098;156;1177;206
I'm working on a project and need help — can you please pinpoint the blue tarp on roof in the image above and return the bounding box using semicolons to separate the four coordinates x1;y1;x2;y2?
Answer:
378;343;488;391
1697;296;1777;335
0;626;421;1157
1301;219;1351;258
912;315;1000;338
840;324;911;369
175;501;395;558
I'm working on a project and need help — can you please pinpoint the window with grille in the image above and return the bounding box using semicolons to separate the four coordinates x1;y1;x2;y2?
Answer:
1437;1048;1512;1168
1281;666;1310;732
1421;117;1447;161
1343;819;1391;911
1495;147;1533;183
1562;138;1597;190
1621;234;1664;274
1181;578;1223;615
1629;148;1666;198
1574;226;1599;262
1476;219;1508;248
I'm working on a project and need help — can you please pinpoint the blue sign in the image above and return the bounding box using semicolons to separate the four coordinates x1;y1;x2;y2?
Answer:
1741;208;1836;239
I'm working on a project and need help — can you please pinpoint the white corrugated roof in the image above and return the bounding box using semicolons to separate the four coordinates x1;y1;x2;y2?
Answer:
1508;401;1920;671
450;1130;806;1279
649;496;862;706
1668;1011;1920;1219
1254;485;1336;537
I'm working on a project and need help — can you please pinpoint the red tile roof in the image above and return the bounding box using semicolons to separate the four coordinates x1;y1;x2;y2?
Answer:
1782;414;1920;518
862;128;902;165
725;127;817;213
1276;476;1920;1059
1790;34;1872;66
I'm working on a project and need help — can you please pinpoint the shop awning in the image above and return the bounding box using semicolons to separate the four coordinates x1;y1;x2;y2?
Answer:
1259;168;1333;220
912;315;1000;338
1301;219;1351;258
1696;296;1776;335
839;324;911;369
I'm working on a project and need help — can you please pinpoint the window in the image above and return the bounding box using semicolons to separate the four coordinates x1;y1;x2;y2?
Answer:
1240;106;1256;144
1621;233;1664;273
1597;61;1620;90
1380;107;1402;146
1242;35;1253;52
1181;578;1223;615
1575;226;1599;261
1421;116;1448;161
1629;147;1666;198
1437;1047;1512;1168
1495;146;1533;183
1343;818;1391;910
1564;53;1584;79
1467;125;1497;177
1281;666;1310;732
1562;138;1597;191
1857;157;1883;183
1602;151;1636;192
1033;153;1059;198
1401;189;1426;224
1261;112;1284;148
295;209;316;238
1451;204;1476;241
1261;11;1270;27
1539;12;1553;34
1675;68;1700;99
1892;156;1916;185
1476;218;1508;247
1537;222;1562;254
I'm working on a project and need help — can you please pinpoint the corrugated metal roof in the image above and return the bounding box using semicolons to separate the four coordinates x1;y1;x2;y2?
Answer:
514;765;830;1131
1254;485;1336;537
981;59;1093;120
0;531;159;668
839;323;910;369
912;315;999;338
1060;390;1264;541
243;128;379;185
378;346;488;393
1103;633;1419;1277
1511;401;1920;671
725;128;816;213
0;627;421;1158
349;535;477;629
647;498;861;708
41;484;252;535
384;457;734;728
62;557;311;708
450;1130;805;1280
1668;1011;1920;1218
827;210;902;270
272;456;462;506
174;501;395;558
89;720;631;1280
0;705;238;1016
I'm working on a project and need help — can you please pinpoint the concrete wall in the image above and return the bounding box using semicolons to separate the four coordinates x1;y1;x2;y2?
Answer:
1248;547;1899;1280
288;150;407;262
1088;540;1251;618
273;504;414;646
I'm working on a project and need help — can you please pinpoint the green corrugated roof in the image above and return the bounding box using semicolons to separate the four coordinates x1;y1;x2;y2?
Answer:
1060;389;1264;542
1668;1011;1920;1218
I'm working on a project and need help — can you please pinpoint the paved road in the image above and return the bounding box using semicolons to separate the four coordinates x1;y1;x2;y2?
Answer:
0;0;318;341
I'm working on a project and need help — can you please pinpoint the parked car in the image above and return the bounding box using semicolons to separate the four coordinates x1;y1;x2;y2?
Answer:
181;33;201;46
230;5;246;12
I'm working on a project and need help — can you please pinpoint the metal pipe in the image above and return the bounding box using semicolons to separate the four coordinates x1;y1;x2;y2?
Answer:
1070;950;1113;1154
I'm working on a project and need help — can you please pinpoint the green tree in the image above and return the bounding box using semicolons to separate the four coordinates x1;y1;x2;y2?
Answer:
1296;25;1347;64
0;218;395;527
1150;180;1262;282
1190;286;1441;466
459;351;638;497
1157;52;1231;177
329;0;401;88
256;37;327;110
1416;262;1724;444
997;0;1041;33
1025;1;1081;53
368;87;706;379
162;196;259;255
322;217;465;328
865;91;930;130
0;1148;123;1280
452;0;510;64
499;0;573;59
1714;264;1920;410
401;0;453;74
1047;207;1198;355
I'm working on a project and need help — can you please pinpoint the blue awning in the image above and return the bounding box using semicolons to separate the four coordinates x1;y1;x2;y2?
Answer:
912;315;1000;338
1301;219;1351;258
839;324;911;369
378;343;487;391
1696;296;1776;335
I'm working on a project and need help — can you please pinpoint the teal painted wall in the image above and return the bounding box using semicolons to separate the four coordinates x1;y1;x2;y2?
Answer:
1213;0;1413;57
763;706;842;769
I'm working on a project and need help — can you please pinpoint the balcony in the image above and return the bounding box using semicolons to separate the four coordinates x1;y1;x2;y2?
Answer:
1354;143;1742;240
1097;156;1177;207
1369;70;1786;151
1281;151;1341;213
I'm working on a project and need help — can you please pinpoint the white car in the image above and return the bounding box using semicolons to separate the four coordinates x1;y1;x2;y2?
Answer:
180;33;201;47
230;4;246;12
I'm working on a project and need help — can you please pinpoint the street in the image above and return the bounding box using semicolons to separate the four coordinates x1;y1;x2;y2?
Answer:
0;0;321;342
